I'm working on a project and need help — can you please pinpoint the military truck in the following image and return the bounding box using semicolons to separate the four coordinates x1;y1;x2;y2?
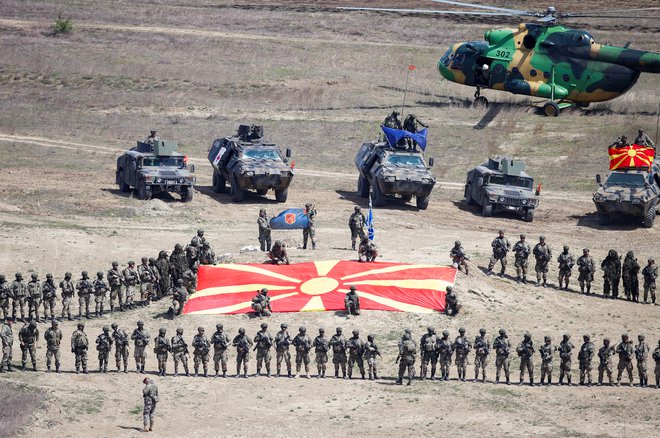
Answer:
354;141;435;209
593;163;660;227
116;140;196;202
208;125;293;202
464;157;540;222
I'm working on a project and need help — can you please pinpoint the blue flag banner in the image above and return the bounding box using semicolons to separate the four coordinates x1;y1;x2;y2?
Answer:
366;196;375;241
270;208;310;230
381;125;427;150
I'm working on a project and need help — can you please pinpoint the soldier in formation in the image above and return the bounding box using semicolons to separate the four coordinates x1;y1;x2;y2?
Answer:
346;329;365;379
473;328;490;383
635;334;650;387
71;322;89;374
154;328;170;377
348;206;366;251
653;341;660;388
363;334;380;380
453;327;471;382
107;262;124;312
358;237;378;262
313;327;330;378
42;274;57;321
449;240;470;275
578;334;595;386
232;327;253;378
302;203;317;250
27;273;42;323
513;234;531;284
616;333;635;386
211;323;230;377
192;326;211;377
76;271;94;319
601;250;621;298
142;377;159;433
154;251;171;300
492;328;511;384
44;319;62;373
12;273;27;322
123;261;139;309
558;334;574;385
132;320;149;374
0;275;9;320
292;326;312;378
487;230;510;277
576;249;596;294
533;236;552;287
556;246;574;291
622;251;640;302
268;240;289;265
112;322;130;373
96;326;113;373
329;327;347;379
138;257;155;307
19;320;39;371
254;322;273;377
169;244;188;287
93;272;108;317
251;288;272;317
0;317;13;372
437;330;453;381
396;329;416;385
538;336;557;385
258;209;272;252
516;332;535;385
642;257;657;304
171;328;190;377
419;326;438;380
597;337;615;386
59;272;75;320
344;286;360;316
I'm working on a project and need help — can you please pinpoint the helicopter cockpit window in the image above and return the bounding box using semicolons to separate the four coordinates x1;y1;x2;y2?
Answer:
572;31;593;47
451;53;466;70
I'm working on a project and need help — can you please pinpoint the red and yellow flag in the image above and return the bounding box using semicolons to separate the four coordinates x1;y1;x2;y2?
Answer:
608;144;655;170
183;260;456;315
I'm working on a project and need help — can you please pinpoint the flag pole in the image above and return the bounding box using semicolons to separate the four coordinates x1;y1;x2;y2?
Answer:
401;67;411;116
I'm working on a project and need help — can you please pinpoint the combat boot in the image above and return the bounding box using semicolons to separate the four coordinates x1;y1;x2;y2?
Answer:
83;368;89;374
522;276;527;284
21;363;26;372
529;377;535;386
407;378;412;386
374;371;378;380
334;369;338;378
368;372;373;380
288;370;292;378
76;367;80;374
56;364;61;374
548;377;552;385
244;371;248;378
396;378;402;385
215;370;219;377
351;242;356;251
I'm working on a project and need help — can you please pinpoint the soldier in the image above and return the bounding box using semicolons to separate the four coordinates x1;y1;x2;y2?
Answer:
254;322;273;377
329;326;347;379
346;329;365;379
642;257;657;304
444;286;460;316
437;329;453;381
185;241;200;271
111;322;129;373
0;317;13;372
622;251;640;302
131;320;149;374
148;258;162;299
452;327;471;382
122;260;139;309
383;110;402;130
403;113;427;149
170;279;188;316
419;326;438;380
211;323;230;377
138;257;154;306
182;265;198;294
344;286;360;316
302;203;317;250
153;328;171;377
364;334;381;380
0;275;10;320
577;334;595;386
513;234;531;283
26;273;42;323
192;326;211;377
191;228;207;248
396;331;416;385
95;326;113;373
169;244;188;286
44;319;62;373
474;328;490;383
145;129;160;145
142;377;159;433
93;272;108;317
41;274;57;321
601;250;621;299
348;206;366;250
492;328;511;384
358;236;378;262
615;333;635;387
268;240;289;265
313;327;330;378
251;288;272;317
75;271;93;320
71;322;89;374
597;338;616;386
450;240;470;275
198;242;215;266
232;327;253;378
576;248;596;294
18;320;39;371
557;245;575;291
154;251;171;300
610;135;629;148
11;273;27;322
532;235;552;287
538;336;557;385
634;129;655;149
558;334;575;385
275;323;293;378
171;328;190;377
107;262;123;312
292;326;312;379
257;209;272;252
635;334;650;387
516;332;535;386
487;229;510;277
653;340;660;388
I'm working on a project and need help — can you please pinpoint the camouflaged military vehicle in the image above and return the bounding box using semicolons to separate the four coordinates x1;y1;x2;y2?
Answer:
593;163;660;227
208;125;293;203
464;157;540;222
354;141;435;209
116;140;196;202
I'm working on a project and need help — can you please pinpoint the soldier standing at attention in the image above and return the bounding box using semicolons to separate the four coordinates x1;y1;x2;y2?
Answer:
267;241;289;265
0;275;10;320
138;257;154;307
558;334;575;385
131;320;149;374
232;327;253;378
578;334;595;386
41;274;57;322
154;251;171;299
601;250;621;299
59;272;75;321
26;273;41;323
452;327;471;382
275;323;292;378
492;328;511;384
313;327;330;378
254;322;273;377
346;329;365;380
18;320;39;371
292;326;312;379
449;240;470;275
192;327;211;377
211;323;230;377
473;328;490;383
437;330;453;381
93;272;108;318
532;236;552;287
258;209;272;252
635;334;650;387
653;340;660;388
44;319;62;373
142;377;159;433
538;336;557;385
396;330;416;386
76;271;93;320
576;249;596;294
419;326;438;381
348;206;366;251
171;328;190;377
169;244;188;286
153;328;170;377
516;332;535;386
71;322;89;374
251;288;272;317
11;273;27;322
329;327;347;379
634;129;655;149
597;338;616;386
344;286;360;316
363;334;380;380
622;251;640;301
302;203;317;250
513;234;531;284
487;230;510;277
557;245;575;291
0;317;13;372
107;262;123;312
96;326;113;373
615;333;634;387
111;322;130;373
122;261;139;309
642;257;657;304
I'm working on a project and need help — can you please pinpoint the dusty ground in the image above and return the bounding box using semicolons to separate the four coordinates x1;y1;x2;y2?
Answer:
0;1;659;437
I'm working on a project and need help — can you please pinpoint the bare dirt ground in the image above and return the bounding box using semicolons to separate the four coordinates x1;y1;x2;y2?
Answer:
0;1;659;437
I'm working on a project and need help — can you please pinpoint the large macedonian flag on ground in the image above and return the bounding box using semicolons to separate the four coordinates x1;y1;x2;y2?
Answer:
183;260;457;315
608;144;655;170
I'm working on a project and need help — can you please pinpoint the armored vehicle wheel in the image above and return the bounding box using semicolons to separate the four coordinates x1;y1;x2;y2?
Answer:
275;189;288;203
212;172;226;193
117;170;130;193
182;186;193;203
137;179;152;201
482;203;493;217
464;184;475;205
401;194;413;202
372;183;386;207
416;195;430;210
642;201;656;228
256;188;268;196
230;176;245;202
598;212;610;225
543;102;560;117
357;176;370;198
473;96;488;108
524;208;535;222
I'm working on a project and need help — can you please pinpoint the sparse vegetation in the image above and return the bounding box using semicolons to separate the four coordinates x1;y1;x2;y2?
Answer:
53;14;73;36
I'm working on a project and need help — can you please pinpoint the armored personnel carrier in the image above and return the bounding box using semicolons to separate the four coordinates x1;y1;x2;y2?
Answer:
116;140;196;202
593;163;660;227
464;157;540;222
208;125;293;203
354;141;435;209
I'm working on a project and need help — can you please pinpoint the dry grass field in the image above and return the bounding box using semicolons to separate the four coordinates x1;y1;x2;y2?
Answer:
0;1;659;437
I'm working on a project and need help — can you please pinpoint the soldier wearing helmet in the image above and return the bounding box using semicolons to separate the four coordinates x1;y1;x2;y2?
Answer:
44;319;62;373
615;334;635;386
313;327;331;378
122;261;139;309
383;110;402;130
329;327;347;379
532;235;552;287
10;273;27;322
437;329;453;381
211;323;230;377
26;273;42;323
538;336;557;385
191;229;207;248
18;320;39;371
131;320;150;374
95;325;113;373
403;113;428;150
192;326;211;377
198;241;216;266
633;128;655;148
419;326;438;380
92;271;109;318
396;329;417;385
254;322;273;377
622;251;640;302
275;323;293;378
107;261;124;312
346;329;365;380
153;328;170;377
452;328;471;382
257;208;272;252
251;288;272;317
557;245;575;291
635;334;650;387
75;271;94;320
358;236;378;263
601;249;621;299
642;256;657;304
292;326;313;378
450;240;470;275
492;329;511;384
169;278;188;318
146;129;160;145
232;327;254;378
268;240;289;266
516;332;535;385
578;334;595;386
487;229;510;277
558;333;575;385
597;337;616;386
41;273;57;322
348;206;366;251
71;322;89;374
576;248;596;294
444;285;460;316
513;233;531;284
0;274;9;320
155;250;171;301
111;322;130;373
137;257;155;307
344;286;360;317
652;340;660;388
170;327;190;377
363;333;380;380
473;328;490;383
302;202;317;250
169;244;188;286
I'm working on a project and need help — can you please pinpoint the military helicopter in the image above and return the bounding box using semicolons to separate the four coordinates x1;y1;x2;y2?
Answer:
341;1;660;116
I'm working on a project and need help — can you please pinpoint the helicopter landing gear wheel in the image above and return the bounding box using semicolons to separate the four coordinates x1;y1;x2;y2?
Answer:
473;88;488;107
543;101;560;117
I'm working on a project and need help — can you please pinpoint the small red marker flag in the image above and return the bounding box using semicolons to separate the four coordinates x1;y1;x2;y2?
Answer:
408;64;416;71
290;160;295;170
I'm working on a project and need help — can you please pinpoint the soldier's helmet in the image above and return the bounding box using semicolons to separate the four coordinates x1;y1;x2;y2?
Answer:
177;328;184;334
603;338;610;344
150;130;157;134
77;322;85;329
97;271;104;278
46;273;53;279
392;111;399;116
404;328;412;334
563;245;569;251
352;329;359;336
319;327;325;333
52;320;58;326
198;326;204;332
479;328;486;335
336;327;342;333
158;250;167;258
520;234;526;239
29;321;37;328
260;288;268;294
141;257;148;263
299;326;306;333
427;326;435;334
638;334;645;341
0;274;5;282
158;328;166;335
349;285;356;291
621;333;628;340
129;260;136;266
649;257;655;263
499;329;506;335
402;332;411;340
354;206;361;212
137;320;144;326
638;129;643;134
608;249;615;257
583;334;590;341
5;316;13;323
367;334;374;341
216;323;223;330
81;271;88;278
539;235;545;241
274;240;282;247
442;330;449;337
563;333;570;339
621;135;628;141
259;208;266;214
174;244;182;251
15;273;22;279
544;336;551;342
446;286;453;292
458;327;466;334
524;332;531;340
238;327;245;335
149;257;156;263
583;248;589;254
202;242;210;248
65;272;72;278
103;326;110;332
176;279;184;285
197;229;204;236
454;240;461;246
498;229;504;235
31;273;38;279
111;323;118;329
260;323;268;329
281;323;288;329
112;261;119;267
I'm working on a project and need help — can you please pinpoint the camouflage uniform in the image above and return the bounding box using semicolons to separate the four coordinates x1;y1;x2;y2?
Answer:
578;335;595;385
576;249;596;294
170;279;188;316
492;329;511;384
452;328;471;382
112;323;129;373
487;231;510;276
513;235;531;283
558;334;575;385
363;335;380;380
275;324;292;377
191;229;207;248
556;246;574;290
597;338;615;386
153;328;171;377
635;335;650;387
532;237;552;287
348;207;366;250
268;241;289;265
344;287;360;316
302;203;317;250
192;327;211;377
653;341;660;388
346;330;365;379
622;251;640;302
615;334;634;386
11;273;27;322
154;251;171;299
185;241;200;270
93;272;108;317
473;329;490;382
257;209;272;252
232;328;253;378
169;244;188;286
211;324;230;377
198;243;215;265
148;258;162;299
71;323;89;373
449;241;470;275
437;330;453;381
182;267;198;295
131;321;149;373
383;111;402;130
358;237;378;263
171;329;190;376
292;326;313;378
76;271;93;320
397;332;416;385
41;274;57;321
419;327;438;380
138;258;154;306
107;262;124;312
26;274;42;323
610;135;629;148
0;318;13;372
254;323;273;377
313;328;330;378
444;286;460;316
122;262;139;309
516;333;535;385
329;327;347;379
251;288;271;317
142;378;159;432
403;114;427;149
642;258;657;304
0;275;10;320
95;326;113;373
44;320;62;373
634;129;655;149
18;321;39;371
601;250;621;298
538;337;557;385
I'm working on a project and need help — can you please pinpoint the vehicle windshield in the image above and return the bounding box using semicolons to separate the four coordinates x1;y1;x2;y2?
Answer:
243;149;282;160
385;155;425;167
487;174;533;189
142;156;184;168
605;172;646;187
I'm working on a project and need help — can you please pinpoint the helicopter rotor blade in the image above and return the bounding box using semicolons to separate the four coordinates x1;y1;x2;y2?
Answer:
563;14;660;19
428;0;531;15
337;7;526;16
566;7;660;16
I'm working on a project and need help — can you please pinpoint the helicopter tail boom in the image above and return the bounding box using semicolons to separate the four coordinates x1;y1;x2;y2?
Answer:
591;44;660;74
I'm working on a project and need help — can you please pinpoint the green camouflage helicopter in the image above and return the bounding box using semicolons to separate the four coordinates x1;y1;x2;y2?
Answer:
342;1;660;116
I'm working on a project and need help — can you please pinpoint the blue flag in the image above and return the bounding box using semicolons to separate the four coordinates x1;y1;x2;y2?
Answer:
381;125;427;150
270;208;310;230
366;196;375;241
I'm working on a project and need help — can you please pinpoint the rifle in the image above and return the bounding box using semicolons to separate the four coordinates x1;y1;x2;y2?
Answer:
133;330;148;346
395;352;401;364
494;239;508;255
452;248;469;261
634;347;644;361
